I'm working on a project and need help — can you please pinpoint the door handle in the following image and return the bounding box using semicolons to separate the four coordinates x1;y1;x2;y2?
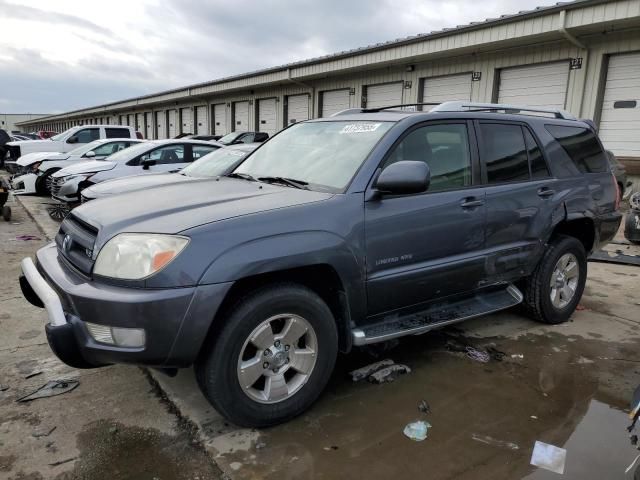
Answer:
537;187;555;198
460;197;484;208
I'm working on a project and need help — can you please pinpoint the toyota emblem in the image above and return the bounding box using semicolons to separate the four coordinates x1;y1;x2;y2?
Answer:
62;234;72;252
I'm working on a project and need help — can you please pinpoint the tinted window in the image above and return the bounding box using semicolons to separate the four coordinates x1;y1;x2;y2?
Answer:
74;128;100;144
192;145;218;160
92;141;130;157
383;123;472;191
524;129;550;179
545;124;607;173
480;124;529;184
141;145;185;165
105;128;131;139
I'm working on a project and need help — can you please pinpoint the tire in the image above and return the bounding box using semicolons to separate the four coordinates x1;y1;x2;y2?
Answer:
35;169;59;196
196;283;338;427
521;235;587;324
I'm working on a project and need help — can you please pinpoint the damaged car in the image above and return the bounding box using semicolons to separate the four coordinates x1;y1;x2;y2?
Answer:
19;101;621;428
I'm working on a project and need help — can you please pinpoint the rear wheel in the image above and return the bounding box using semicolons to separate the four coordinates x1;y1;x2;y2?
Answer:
196;283;338;427
521;235;587;324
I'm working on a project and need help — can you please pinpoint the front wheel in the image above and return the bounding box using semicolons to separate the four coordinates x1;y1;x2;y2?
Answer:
196;283;338;427
521;235;587;324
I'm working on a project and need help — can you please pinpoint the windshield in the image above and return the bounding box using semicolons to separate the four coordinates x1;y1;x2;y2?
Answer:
104;142;153;163
50;129;71;141
217;132;242;145
67;140;104;156
235;121;392;191
182;148;249;177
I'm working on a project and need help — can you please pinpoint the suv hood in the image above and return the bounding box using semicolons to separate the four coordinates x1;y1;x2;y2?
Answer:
73;177;334;243
83;172;195;198
17;151;69;167
8;139;64;155
53;160;116;177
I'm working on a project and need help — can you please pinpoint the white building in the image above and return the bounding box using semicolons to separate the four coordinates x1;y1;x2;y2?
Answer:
16;0;640;173
2;113;50;133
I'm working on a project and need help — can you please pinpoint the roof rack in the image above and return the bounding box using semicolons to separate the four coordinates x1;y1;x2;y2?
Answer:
330;103;441;116
430;101;576;120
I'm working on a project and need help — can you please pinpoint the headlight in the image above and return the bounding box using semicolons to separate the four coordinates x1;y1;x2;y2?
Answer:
94;233;189;280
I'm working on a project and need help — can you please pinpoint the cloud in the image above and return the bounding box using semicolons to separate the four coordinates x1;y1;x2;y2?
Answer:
0;0;561;114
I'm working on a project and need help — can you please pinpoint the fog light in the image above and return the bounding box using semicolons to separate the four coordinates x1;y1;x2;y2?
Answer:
85;322;146;348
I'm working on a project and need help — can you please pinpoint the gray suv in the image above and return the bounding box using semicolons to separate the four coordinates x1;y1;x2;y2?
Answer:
19;102;621;427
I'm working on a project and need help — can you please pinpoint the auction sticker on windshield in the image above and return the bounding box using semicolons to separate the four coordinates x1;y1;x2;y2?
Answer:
340;123;382;134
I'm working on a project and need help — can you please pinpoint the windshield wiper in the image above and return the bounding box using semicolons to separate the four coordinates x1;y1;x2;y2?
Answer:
258;176;309;190
226;172;257;182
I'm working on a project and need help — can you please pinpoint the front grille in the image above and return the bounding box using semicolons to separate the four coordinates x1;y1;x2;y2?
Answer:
56;214;98;275
50;176;67;197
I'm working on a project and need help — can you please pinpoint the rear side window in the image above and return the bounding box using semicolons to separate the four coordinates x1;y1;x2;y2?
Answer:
545;124;608;173
523;129;550;179
105;128;131;139
480;124;529;183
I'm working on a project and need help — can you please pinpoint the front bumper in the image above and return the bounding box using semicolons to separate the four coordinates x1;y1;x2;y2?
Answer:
9;173;37;194
52;177;83;203
19;243;232;368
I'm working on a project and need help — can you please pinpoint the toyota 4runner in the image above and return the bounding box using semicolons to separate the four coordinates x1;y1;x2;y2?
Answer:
19;102;622;427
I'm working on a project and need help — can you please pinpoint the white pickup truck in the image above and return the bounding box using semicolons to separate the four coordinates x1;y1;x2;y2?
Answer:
4;125;139;173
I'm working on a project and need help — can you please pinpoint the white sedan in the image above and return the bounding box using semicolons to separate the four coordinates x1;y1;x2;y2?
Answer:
51;139;220;203
10;138;144;195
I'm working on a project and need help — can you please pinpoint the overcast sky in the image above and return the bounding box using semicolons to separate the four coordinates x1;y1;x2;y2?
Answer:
0;0;562;114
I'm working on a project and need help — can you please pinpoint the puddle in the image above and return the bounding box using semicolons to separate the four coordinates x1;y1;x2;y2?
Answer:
217;329;640;479
55;420;223;480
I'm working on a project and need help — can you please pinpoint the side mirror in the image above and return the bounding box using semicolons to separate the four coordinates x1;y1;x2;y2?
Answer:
84;151;96;158
375;161;430;195
67;136;78;144
141;159;156;170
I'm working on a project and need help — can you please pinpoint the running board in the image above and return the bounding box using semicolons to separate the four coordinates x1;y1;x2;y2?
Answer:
352;284;523;346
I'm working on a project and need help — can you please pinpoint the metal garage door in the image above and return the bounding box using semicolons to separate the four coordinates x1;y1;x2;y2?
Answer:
127;114;134;127
145;112;153;139
598;52;640;158
213;104;227;135
365;82;403;109
421;73;472;104
180;107;192;134
233;101;249;131
257;98;277;135
156;111;167;139
195;106;208;135
168;110;177;137
320;89;350;117
497;61;569;109
136;113;144;132
286;94;309;125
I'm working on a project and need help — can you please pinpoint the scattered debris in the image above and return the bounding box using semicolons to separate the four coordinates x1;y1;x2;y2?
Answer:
471;434;519;451
48;457;76;467
589;250;640;267
626;454;640;475
323;446;339;451
403;420;431;441
108;425;119;435
466;346;490;363
418;400;431;415
630;434;638;446
368;364;411;383
47;203;71;222
530;441;567;475
531;415;538;420
255;441;267;450
576;304;587;311
32;426;57;438
25;371;43;379
486;346;506;362
15;234;41;241
17;380;79;403
511;354;524;359
349;359;394;382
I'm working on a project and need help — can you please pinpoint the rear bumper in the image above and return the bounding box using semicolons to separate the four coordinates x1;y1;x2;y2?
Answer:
594;211;623;250
19;243;233;368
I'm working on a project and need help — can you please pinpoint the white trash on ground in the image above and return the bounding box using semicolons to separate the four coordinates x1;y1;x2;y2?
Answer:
403;420;431;441
530;440;567;474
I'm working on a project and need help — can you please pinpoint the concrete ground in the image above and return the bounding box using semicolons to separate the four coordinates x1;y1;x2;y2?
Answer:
2;189;640;479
